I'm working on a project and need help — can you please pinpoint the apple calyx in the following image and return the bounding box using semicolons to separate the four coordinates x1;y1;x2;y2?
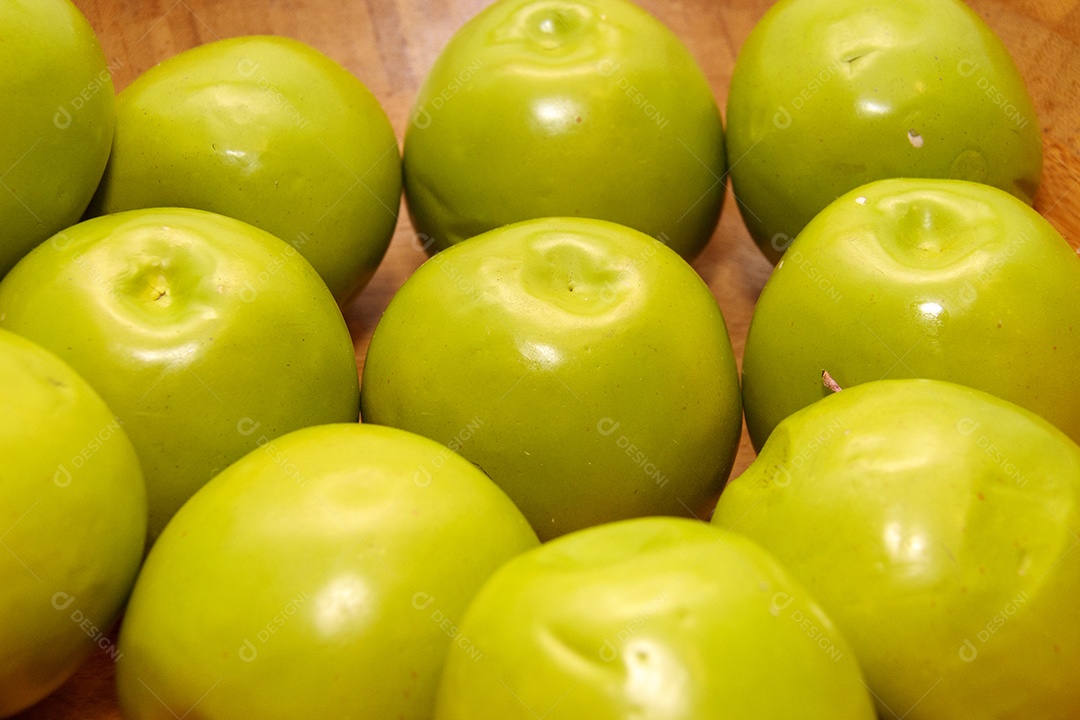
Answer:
821;370;843;393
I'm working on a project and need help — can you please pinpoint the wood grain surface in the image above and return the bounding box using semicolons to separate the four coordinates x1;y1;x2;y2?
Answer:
16;0;1080;716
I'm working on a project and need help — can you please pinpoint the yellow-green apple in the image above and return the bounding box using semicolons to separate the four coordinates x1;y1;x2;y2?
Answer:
727;0;1042;262
403;0;725;259
435;517;876;719
0;329;145;717
116;423;538;720
714;379;1080;720
89;36;401;303
361;217;741;540
0;208;359;539
742;178;1080;450
0;0;114;277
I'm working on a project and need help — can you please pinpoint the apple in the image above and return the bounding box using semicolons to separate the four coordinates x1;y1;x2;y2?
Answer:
361;217;742;541
713;378;1080;720
403;0;725;260
88;35;402;304
726;0;1042;263
434;516;876;719
741;178;1080;450
116;423;538;720
0;208;360;539
0;329;145;717
0;0;114;277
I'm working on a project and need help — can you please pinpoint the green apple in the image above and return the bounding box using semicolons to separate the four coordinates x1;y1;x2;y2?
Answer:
0;329;145;717
403;0;725;260
742;178;1080;450
116;423;538;720
0;0;114;277
0;208;359;539
434;516;876;719
714;379;1080;720
88;35;401;303
727;0;1042;262
361;217;741;540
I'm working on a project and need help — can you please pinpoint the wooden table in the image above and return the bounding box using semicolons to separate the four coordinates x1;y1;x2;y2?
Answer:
19;0;1080;716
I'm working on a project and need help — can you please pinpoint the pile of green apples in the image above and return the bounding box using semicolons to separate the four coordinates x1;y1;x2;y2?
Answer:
2;0;1077;718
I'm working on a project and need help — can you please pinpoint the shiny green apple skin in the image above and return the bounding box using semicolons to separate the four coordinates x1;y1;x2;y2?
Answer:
0;329;145;718
0;208;359;539
0;0;114;277
116;423;538;720
727;0;1042;262
361;217;741;541
434;517;875;720
742;178;1080;451
714;379;1080;720
403;0;725;260
88;35;401;303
